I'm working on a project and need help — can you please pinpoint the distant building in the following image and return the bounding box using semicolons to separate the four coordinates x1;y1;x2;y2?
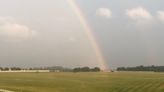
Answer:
0;70;50;73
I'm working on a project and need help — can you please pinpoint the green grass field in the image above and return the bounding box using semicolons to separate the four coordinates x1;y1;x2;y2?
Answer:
0;72;163;92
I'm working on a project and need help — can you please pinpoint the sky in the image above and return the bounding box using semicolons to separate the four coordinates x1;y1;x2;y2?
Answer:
0;0;164;69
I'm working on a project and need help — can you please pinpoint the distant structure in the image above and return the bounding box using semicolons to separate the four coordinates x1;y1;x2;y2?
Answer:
0;70;50;73
0;89;14;92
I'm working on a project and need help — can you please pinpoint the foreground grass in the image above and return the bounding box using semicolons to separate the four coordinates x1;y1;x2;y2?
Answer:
0;72;163;92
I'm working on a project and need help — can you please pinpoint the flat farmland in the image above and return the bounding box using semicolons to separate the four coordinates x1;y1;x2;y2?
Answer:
0;72;163;92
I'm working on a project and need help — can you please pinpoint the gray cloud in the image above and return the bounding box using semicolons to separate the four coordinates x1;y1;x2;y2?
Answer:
157;11;164;22
0;16;36;40
126;7;153;21
96;8;112;18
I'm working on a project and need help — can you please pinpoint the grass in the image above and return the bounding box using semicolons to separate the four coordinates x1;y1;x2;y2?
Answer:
0;72;163;92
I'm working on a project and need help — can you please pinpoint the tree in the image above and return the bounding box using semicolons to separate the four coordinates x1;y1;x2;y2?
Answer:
4;67;9;71
73;67;101;72
91;67;100;72
81;67;90;72
73;67;81;72
11;67;21;70
0;67;3;71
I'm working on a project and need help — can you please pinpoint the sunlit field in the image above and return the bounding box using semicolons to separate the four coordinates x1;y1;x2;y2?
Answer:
0;72;163;92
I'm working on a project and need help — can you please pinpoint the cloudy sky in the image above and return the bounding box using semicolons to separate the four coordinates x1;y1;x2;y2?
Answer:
0;0;164;68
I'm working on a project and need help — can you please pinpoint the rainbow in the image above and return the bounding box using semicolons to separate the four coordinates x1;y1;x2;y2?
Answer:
67;0;108;70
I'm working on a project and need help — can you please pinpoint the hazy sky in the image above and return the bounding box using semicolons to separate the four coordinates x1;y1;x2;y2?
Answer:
0;0;164;68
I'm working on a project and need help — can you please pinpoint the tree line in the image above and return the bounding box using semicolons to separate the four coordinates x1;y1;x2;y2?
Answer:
73;67;100;72
117;65;164;72
0;67;21;71
0;66;101;72
0;66;72;72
